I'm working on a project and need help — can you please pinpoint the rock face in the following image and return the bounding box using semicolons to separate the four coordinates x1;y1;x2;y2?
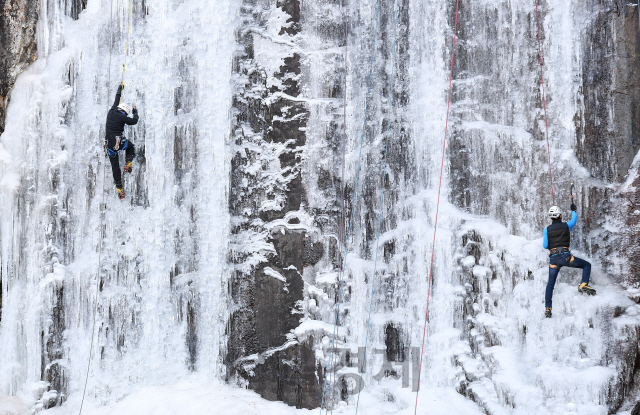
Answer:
577;1;640;185
226;0;321;408
578;1;640;293
0;0;39;133
225;0;414;407
609;3;640;290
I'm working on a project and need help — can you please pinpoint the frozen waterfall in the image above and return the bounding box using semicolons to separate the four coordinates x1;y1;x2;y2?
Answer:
1;0;640;414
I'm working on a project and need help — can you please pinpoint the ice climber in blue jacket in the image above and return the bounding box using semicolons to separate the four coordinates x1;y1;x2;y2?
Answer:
543;203;596;318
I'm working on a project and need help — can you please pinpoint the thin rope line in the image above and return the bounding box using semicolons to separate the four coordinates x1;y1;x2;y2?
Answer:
354;0;398;412
534;0;555;204
121;0;134;102
332;0;349;410
340;0;349;257
78;0;114;412
320;0;382;412
413;0;459;413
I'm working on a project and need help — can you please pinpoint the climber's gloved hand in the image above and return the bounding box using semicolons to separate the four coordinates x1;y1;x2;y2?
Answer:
132;106;138;115
571;203;577;212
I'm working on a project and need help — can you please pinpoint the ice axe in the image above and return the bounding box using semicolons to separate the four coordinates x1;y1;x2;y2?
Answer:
570;183;575;213
570;183;574;202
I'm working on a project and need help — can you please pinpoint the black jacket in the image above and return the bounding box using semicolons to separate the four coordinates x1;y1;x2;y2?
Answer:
546;219;571;250
105;85;138;141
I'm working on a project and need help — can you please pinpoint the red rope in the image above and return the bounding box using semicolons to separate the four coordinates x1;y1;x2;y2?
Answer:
413;0;459;413
534;0;555;204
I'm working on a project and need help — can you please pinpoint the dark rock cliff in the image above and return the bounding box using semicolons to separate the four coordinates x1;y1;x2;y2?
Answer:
577;0;640;297
578;1;640;290
0;0;39;133
226;0;321;408
577;0;640;185
607;3;640;290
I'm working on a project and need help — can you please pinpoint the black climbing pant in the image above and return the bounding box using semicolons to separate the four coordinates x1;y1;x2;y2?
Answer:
107;137;135;187
546;252;591;308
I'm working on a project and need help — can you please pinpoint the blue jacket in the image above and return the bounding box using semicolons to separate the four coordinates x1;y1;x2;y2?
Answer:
543;211;577;249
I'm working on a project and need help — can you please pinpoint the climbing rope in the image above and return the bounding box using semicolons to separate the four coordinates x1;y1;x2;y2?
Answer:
331;0;349;411
354;0;398;413
413;0;460;414
339;0;349;254
534;0;555;204
78;0;116;412
320;0;383;412
120;0;134;102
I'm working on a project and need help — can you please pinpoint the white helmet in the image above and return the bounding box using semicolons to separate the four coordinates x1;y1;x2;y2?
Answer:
117;103;131;115
548;205;562;219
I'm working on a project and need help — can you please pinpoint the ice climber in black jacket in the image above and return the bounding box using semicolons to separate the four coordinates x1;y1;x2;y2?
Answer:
105;82;138;199
542;204;596;318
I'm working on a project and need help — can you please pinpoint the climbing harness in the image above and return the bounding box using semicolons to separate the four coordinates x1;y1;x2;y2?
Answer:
548;246;570;257
320;0;383;412
534;0;555;204
106;138;129;158
413;0;460;414
354;0;398;413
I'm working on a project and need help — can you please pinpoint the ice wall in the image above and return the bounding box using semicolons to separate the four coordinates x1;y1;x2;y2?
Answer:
0;0;235;410
287;0;640;413
1;0;640;414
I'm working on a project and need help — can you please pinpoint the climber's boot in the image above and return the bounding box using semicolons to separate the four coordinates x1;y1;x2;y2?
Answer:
545;307;552;318
578;283;596;296
117;187;125;200
124;160;132;173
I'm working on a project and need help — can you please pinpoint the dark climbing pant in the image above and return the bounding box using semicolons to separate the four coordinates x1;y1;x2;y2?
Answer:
106;137;135;188
546;252;591;308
